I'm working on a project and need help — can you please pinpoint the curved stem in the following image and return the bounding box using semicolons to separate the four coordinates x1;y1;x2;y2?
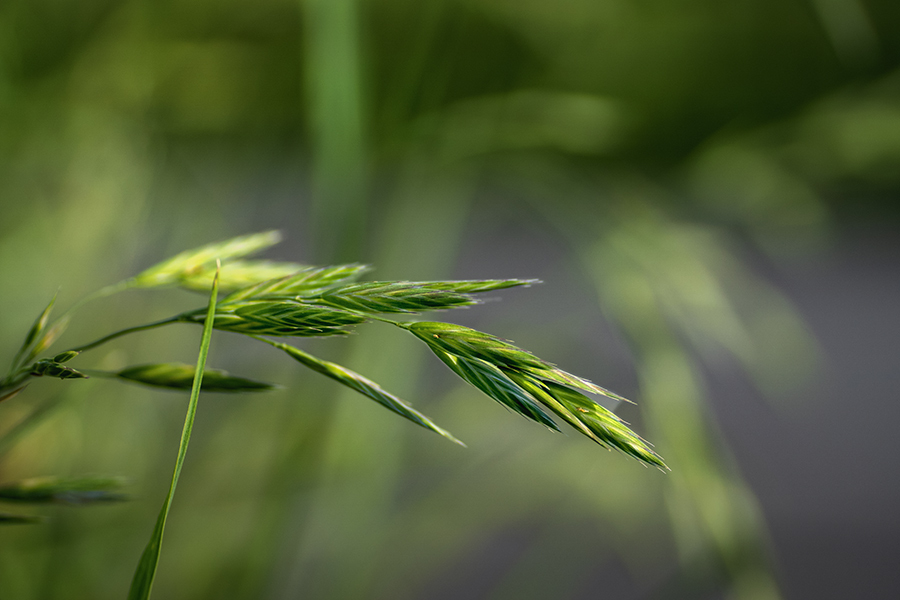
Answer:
66;315;183;354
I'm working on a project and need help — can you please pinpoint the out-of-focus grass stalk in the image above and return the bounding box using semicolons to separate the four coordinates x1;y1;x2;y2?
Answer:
588;241;781;600
302;0;369;262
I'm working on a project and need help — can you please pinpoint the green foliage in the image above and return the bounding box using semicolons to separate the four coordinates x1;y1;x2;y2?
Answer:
2;0;895;595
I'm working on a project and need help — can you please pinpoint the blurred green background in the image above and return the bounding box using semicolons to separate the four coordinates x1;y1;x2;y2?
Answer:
2;0;899;598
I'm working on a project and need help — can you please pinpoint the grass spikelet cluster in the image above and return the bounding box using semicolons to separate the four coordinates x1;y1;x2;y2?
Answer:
130;230;282;289
0;230;666;598
406;322;666;468
183;301;368;337
312;279;537;314
220;264;370;302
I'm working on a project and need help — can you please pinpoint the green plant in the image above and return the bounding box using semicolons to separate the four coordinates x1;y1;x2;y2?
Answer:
0;231;665;597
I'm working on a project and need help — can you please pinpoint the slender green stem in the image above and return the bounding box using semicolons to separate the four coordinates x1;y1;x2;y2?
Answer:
127;266;219;600
76;369;119;379
66;316;183;354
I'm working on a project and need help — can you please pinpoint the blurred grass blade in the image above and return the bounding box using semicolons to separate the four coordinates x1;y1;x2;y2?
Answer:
314;279;538;314
0;476;128;504
0;512;42;525
10;293;57;371
178;260;308;293
116;363;275;392
128;263;219;600
261;339;463;446
131;230;281;289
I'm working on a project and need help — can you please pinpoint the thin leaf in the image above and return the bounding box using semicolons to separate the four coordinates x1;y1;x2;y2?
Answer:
131;231;281;289
0;476;128;504
116;363;275;392
128;263;219;600
264;340;463;446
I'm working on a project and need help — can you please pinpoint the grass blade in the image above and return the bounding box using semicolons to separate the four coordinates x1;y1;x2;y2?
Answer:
127;263;219;600
259;338;463;446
